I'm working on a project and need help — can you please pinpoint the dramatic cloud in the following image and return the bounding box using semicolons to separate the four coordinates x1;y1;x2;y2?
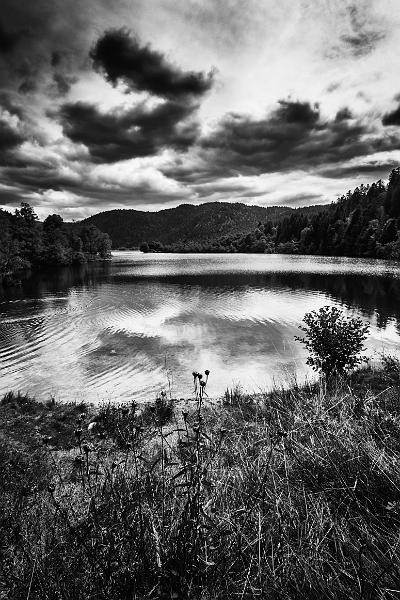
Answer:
0;100;26;165
58;99;200;162
382;104;400;126
90;28;214;99
0;20;23;54
0;120;24;165
57;27;213;163
196;100;400;179
0;0;400;219
335;107;353;121
201;100;321;164
0;1;86;89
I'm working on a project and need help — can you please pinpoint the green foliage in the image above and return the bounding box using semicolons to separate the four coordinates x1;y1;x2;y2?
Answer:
296;306;370;376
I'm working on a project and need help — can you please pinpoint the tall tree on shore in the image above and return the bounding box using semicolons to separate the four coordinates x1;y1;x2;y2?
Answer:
0;203;112;279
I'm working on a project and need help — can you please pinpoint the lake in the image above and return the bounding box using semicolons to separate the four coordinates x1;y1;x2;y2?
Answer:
1;252;400;403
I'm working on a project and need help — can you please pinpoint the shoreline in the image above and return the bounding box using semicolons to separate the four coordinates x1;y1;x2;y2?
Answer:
2;362;400;597
0;255;112;287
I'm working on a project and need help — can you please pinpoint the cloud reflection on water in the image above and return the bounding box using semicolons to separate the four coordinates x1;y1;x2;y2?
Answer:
0;252;400;402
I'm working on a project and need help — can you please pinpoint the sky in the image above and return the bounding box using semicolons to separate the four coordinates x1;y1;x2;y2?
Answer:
1;0;400;220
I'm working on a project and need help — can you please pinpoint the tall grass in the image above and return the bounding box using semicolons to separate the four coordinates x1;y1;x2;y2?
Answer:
1;363;400;599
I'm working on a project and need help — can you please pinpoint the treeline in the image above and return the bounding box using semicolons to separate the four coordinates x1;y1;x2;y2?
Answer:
0;203;111;280
83;202;325;248
141;168;400;259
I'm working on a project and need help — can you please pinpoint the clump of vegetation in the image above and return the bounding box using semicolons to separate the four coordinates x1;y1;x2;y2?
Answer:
0;202;111;282
296;305;370;378
2;318;400;598
382;353;400;385
141;391;174;427
0;390;89;449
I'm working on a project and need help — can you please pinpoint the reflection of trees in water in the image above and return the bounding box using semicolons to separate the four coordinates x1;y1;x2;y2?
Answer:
277;272;400;332
0;262;113;302
270;272;400;332
133;271;400;332
2;262;400;333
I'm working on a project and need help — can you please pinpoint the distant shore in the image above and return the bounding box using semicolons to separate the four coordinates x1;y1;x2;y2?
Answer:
0;254;113;288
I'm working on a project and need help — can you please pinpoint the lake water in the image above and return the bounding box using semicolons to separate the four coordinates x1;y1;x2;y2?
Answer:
1;252;400;403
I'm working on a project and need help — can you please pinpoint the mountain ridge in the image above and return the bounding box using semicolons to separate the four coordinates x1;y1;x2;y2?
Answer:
81;201;325;248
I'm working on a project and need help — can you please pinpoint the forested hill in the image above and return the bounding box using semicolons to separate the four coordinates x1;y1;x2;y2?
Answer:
81;202;324;248
149;168;400;259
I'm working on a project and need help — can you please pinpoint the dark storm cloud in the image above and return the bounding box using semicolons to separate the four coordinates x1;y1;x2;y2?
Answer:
335;107;352;121
0;163;188;210
51;51;63;68
274;100;320;125
71;29;215;162
58;100;199;162
0;119;25;165
382;104;400;126
200;100;320;172
0;92;25;118
18;80;37;95
0;20;24;54
0;4;213;206
0;0;100;94
0;157;94;204
1;162;80;191
0;1;397;216
0;90;28;166
0;188;23;204
189;100;400;181
319;160;400;180
52;73;77;96
90;28;214;99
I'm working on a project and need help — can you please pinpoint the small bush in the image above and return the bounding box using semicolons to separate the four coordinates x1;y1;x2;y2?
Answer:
141;392;174;427
1;390;36;410
296;305;370;378
97;401;138;447
382;354;400;385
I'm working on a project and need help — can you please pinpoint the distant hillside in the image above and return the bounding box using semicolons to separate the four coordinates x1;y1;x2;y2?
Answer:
81;202;324;248
154;169;400;260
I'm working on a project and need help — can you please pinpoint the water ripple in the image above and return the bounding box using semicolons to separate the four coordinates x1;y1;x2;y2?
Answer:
1;254;400;402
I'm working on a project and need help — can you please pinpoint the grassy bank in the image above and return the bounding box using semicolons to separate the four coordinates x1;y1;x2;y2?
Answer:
1;363;400;599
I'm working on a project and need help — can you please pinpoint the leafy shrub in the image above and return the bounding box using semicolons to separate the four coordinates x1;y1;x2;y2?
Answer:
296;305;370;377
382;354;400;385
